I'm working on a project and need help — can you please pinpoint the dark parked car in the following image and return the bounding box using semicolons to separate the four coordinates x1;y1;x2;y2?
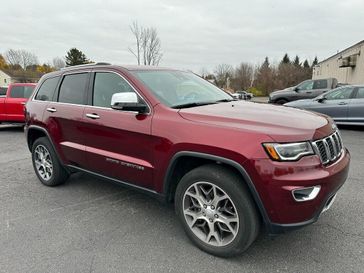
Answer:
25;63;350;257
269;78;338;104
285;85;364;126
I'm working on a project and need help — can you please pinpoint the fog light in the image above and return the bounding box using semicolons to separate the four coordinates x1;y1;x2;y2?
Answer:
292;186;321;202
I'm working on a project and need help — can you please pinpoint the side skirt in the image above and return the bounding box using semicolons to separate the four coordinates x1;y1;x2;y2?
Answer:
67;165;166;202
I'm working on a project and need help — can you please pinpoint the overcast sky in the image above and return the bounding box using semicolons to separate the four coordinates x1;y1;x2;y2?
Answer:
1;0;363;72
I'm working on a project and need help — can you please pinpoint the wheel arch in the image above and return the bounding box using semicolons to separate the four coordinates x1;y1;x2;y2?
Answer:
26;126;60;159
163;151;271;227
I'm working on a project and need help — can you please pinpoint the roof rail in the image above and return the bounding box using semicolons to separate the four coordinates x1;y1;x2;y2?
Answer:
61;62;111;70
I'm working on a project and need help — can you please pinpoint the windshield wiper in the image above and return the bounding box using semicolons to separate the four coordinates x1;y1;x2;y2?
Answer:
171;101;217;109
215;99;235;103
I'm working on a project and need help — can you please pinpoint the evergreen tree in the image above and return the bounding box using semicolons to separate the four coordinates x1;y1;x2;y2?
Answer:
65;48;90;66
303;59;310;68
312;56;318;67
281;53;290;64
262;56;270;68
293;55;301;67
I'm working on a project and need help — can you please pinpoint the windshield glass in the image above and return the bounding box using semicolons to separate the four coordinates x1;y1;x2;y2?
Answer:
132;70;233;108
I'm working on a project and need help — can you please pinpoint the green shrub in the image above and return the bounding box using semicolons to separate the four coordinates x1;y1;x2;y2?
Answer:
247;87;264;97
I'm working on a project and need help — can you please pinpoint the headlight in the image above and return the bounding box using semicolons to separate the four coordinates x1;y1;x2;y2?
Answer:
263;142;314;161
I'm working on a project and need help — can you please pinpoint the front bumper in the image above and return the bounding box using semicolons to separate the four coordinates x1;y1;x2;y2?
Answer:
246;148;350;234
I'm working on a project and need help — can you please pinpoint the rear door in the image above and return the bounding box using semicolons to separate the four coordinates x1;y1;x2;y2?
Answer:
43;72;90;167
348;87;364;124
4;85;35;122
82;70;155;189
313;87;354;122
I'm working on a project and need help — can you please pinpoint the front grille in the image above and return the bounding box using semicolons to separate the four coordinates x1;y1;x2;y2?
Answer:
312;131;343;165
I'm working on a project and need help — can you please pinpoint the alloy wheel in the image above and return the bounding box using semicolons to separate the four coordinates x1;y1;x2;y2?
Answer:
182;182;239;246
34;145;53;181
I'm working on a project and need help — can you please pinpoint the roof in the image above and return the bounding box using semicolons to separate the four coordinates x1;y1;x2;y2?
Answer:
318;40;364;65
59;62;181;72
0;69;12;77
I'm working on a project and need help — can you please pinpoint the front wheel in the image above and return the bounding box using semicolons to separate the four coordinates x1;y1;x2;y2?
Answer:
175;164;260;257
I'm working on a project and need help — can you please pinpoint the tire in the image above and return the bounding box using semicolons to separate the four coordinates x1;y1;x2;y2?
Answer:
275;99;288;105
175;164;260;257
31;137;69;186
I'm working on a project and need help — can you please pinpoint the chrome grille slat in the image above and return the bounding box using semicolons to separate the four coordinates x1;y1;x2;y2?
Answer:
312;131;343;166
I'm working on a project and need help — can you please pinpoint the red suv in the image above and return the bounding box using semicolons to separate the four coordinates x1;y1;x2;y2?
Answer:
24;63;350;257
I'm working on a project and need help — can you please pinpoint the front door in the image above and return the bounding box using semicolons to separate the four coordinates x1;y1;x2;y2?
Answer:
82;71;155;189
314;87;354;122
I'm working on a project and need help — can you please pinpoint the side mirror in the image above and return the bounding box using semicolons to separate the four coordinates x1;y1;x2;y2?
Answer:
317;97;326;103
294;87;299;92
111;92;148;114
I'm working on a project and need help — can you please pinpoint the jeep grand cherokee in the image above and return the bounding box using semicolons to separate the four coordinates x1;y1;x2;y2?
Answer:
24;63;350;257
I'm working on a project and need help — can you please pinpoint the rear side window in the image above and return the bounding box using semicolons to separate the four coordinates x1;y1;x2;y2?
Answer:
9;86;35;98
313;80;328;89
35;77;60;101
93;72;135;108
356;88;364;99
58;73;88;104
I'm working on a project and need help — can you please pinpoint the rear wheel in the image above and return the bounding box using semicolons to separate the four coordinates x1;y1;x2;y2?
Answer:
32;137;69;186
175;164;260;257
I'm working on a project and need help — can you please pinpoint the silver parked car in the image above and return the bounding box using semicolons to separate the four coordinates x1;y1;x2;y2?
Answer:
285;85;364;126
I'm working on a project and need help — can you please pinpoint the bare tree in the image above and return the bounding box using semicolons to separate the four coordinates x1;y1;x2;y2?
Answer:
129;21;163;66
129;21;143;65
231;62;254;91
214;64;233;88
4;49;38;69
52;57;66;70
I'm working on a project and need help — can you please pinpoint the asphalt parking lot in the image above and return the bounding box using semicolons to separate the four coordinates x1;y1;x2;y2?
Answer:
0;125;363;273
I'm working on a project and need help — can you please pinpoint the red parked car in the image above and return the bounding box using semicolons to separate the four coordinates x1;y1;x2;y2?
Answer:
0;83;36;124
24;63;350;257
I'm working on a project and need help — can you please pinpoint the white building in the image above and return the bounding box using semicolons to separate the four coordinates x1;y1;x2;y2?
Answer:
313;40;364;84
0;69;12;86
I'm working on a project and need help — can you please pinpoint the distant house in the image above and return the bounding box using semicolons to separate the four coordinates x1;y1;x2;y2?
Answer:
313;40;364;84
0;69;12;85
0;68;42;84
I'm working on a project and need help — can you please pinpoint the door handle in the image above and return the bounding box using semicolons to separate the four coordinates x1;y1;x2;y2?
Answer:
21;102;26;105
86;113;100;119
46;107;57;113
306;91;312;94
338;102;347;105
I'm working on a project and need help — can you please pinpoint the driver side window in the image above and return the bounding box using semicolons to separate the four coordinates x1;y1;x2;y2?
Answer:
93;72;136;108
325;87;353;100
297;80;314;91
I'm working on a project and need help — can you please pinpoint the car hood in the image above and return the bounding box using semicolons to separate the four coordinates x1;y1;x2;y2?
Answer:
285;99;315;107
269;87;293;97
178;101;334;142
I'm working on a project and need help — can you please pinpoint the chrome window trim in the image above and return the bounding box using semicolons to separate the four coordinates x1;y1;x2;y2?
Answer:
31;69;152;115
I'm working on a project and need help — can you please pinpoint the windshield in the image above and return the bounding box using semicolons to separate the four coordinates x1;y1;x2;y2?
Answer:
132;70;233;108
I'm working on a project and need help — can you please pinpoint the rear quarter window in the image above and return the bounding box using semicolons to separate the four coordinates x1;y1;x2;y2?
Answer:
35;77;60;101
